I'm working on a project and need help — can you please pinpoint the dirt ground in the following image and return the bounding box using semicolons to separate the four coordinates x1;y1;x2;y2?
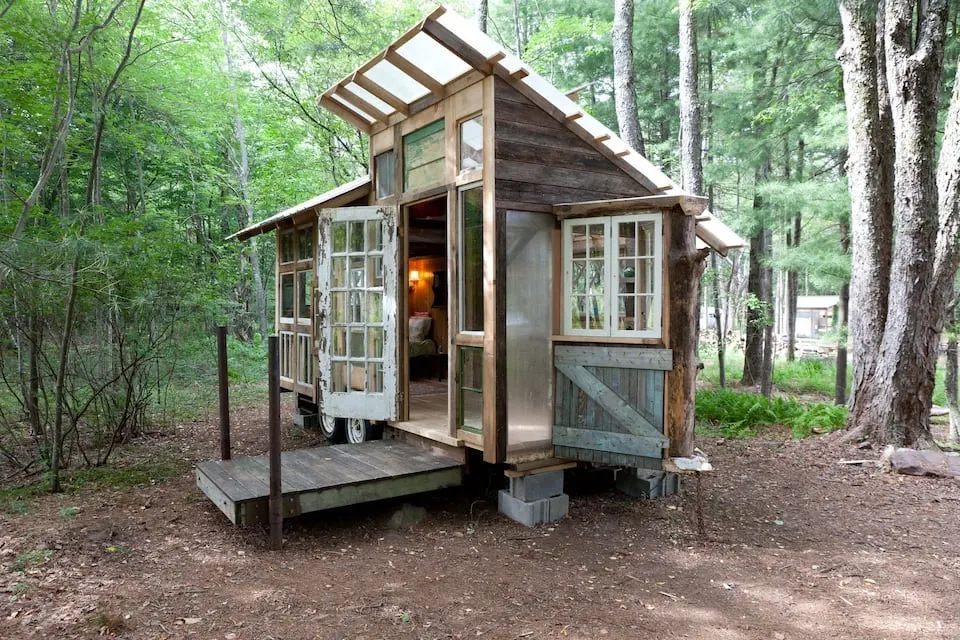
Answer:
2;400;959;640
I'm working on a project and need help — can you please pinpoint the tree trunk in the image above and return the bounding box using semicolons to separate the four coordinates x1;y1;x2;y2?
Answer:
742;161;768;387
945;301;959;442
678;0;702;194
612;0;645;156
712;250;725;388
841;0;952;448
786;139;804;362
836;218;851;406
665;0;707;457
760;227;774;397
512;0;523;57
219;0;269;339
476;0;487;33
837;0;894;408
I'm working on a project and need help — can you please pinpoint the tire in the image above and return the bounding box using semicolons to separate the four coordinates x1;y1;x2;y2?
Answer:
319;414;345;443
344;418;383;444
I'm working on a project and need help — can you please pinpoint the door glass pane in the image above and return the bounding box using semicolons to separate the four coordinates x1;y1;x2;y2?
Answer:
349;291;364;323
349;221;365;252
367;327;384;358
588;260;604;296
588;295;604;329
367;291;383;322
349;361;366;391
332;222;347;253
588;224;604;258
460;186;484;332
332;257;347;288
367;256;383;287
571;295;587;329
618;259;635;294
366;220;383;252
619;221;636;257
638;221;655;256
332;327;346;357
280;231;295;263
298;227;313;261
349;328;365;358
331;292;346;323
298;271;312;320
572;261;586;294
280;274;294;319
367;363;383;393
459;347;483;433
571;225;587;259
350;256;365;287
332;362;348;392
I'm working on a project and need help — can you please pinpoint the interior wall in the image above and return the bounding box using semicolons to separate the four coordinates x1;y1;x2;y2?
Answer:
408;255;448;351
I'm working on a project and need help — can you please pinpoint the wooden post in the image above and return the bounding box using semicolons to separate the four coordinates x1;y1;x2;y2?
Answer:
216;326;231;461
268;335;282;550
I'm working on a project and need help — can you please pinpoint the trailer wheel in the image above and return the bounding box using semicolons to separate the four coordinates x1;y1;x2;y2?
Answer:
345;418;382;444
319;414;345;443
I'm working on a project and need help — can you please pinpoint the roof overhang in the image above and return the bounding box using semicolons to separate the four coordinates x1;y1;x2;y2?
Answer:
319;5;684;197
553;196;743;256
229;176;371;241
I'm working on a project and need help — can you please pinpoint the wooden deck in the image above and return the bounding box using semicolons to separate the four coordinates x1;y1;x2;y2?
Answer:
196;440;464;525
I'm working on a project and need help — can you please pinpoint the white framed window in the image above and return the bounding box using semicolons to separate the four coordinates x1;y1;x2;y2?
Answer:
562;213;662;339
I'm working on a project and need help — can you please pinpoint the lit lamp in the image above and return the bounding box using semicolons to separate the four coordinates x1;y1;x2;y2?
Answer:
409;269;420;290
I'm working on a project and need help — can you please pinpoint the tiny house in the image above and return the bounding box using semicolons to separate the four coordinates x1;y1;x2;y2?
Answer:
229;6;742;525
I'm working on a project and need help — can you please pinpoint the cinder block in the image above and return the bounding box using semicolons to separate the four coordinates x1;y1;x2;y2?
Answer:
508;470;564;502
616;469;681;499
498;490;569;527
292;411;318;429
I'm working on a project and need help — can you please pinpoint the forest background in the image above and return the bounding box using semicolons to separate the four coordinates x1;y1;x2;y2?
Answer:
1;0;958;490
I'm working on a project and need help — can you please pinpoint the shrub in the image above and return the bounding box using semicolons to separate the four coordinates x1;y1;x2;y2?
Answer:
696;388;847;439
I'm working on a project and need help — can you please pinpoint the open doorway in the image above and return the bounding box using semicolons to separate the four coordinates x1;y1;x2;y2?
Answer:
405;195;449;430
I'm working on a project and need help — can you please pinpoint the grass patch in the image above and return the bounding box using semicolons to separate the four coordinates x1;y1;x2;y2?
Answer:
11;548;52;572
0;459;187;501
700;349;952;406
696;387;848;439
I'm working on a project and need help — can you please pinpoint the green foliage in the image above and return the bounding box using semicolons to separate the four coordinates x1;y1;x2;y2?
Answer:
696;388;847;439
57;506;80;520
11;548;53;572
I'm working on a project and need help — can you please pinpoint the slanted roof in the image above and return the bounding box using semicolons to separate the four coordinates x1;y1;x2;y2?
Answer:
319;5;680;199
229;176;371;241
797;295;840;310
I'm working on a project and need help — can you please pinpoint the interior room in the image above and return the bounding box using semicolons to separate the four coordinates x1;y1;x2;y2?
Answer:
406;196;449;426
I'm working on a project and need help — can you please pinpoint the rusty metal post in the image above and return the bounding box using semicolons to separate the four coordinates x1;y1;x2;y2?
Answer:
268;335;282;549
216;326;231;461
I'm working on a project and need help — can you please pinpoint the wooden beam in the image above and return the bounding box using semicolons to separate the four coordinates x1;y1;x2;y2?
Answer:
552;194;708;218
318;95;371;132
480;75;506;464
594;133;611;143
335;86;390;122
566;112;583;121
510;68;529;80
385;49;444;94
353;73;409;115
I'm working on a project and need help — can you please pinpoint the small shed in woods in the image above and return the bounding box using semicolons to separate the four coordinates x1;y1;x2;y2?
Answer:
226;6;743;525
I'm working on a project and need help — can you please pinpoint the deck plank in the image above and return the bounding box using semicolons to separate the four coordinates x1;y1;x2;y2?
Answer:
196;439;463;521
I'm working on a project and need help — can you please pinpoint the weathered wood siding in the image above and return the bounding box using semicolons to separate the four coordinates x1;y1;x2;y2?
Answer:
493;78;652;212
553;345;669;469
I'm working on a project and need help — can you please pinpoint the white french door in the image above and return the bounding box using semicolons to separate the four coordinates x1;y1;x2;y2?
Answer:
316;206;399;421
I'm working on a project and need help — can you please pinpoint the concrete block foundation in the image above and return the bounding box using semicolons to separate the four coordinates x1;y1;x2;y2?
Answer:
616;469;680;499
498;470;569;527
